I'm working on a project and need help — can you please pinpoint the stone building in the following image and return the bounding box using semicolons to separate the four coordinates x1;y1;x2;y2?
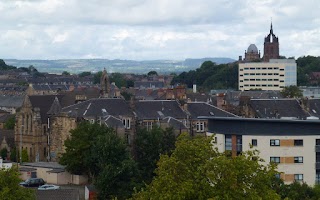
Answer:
244;44;261;62
49;98;135;162
15;95;66;162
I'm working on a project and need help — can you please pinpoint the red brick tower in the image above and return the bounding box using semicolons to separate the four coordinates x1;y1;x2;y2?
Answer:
263;23;279;62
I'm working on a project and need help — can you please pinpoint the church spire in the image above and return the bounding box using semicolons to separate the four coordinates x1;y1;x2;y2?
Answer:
270;19;273;34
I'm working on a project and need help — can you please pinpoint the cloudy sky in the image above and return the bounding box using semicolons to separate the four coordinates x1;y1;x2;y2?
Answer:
0;0;319;60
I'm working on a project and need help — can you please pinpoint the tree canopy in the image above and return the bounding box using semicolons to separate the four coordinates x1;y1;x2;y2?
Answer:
147;71;158;76
134;127;176;184
4;115;15;130
133;133;280;200
171;61;238;90
59;121;138;199
0;167;35;200
280;85;303;98
78;71;92;77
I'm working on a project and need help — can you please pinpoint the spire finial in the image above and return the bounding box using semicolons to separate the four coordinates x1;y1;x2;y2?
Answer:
270;18;273;34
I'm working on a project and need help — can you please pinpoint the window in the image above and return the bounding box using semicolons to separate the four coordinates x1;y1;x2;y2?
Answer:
275;174;281;179
294;174;303;181
270;157;280;163
294;140;303;146
270;139;280;146
252;139;257;146
294;156;303;163
126;119;130;129
123;118;131;129
240;69;243;71
143;121;153;130
196;121;205;132
316;139;320;145
316;170;320;184
225;135;232;151
44;147;46;158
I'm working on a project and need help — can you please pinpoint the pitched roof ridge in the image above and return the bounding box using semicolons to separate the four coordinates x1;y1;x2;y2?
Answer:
207;103;239;117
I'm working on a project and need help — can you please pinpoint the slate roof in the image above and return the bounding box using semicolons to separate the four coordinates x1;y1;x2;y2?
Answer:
104;115;125;129
0;113;14;123
0;95;24;108
135;100;187;120
47;97;62;115
186;93;212;103
28;95;65;123
62;98;134;118
187;102;238;119
21;162;65;169
134;81;164;89
249;99;310;120
225;90;282;106
161;117;188;130
36;189;79;200
307;99;320;118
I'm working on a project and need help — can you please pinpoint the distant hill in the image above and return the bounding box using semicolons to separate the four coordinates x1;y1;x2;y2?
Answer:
4;57;235;74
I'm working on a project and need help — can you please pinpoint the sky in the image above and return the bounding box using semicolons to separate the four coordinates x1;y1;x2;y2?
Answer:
0;0;319;60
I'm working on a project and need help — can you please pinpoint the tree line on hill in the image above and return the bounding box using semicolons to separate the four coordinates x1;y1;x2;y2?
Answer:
171;56;320;91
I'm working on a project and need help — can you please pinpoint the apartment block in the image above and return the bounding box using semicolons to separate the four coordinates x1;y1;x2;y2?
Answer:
203;116;320;186
238;59;297;91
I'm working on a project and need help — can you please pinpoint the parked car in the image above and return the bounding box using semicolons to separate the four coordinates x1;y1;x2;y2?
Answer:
38;184;60;190
19;178;45;187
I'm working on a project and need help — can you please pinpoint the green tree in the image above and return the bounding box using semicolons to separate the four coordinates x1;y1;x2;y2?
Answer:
60;121;138;199
126;79;134;88
134;127;176;184
206;150;280;200
0;59;16;70
171;61;238;90
93;71;103;84
0;167;35;200
92;134;138;200
10;147;17;162
4;115;15;130
147;71;158;76
110;73;126;88
21;149;28;162
121;91;133;101
62;71;70;75
78;71;92;77
134;134;280;200
60;122;109;177
0;148;8;160
280;85;303;98
133;134;216;199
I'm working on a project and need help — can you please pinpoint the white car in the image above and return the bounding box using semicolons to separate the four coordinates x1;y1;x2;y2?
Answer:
38;184;60;190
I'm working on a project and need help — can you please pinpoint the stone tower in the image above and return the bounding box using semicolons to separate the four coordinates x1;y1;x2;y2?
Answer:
100;68;110;98
263;22;279;62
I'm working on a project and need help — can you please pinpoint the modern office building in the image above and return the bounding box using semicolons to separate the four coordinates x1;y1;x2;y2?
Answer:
238;59;297;91
202;116;320;186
